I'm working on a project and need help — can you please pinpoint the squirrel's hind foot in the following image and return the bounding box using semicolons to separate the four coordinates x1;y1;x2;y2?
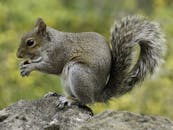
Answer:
56;96;79;109
56;96;93;115
44;92;60;98
44;93;93;115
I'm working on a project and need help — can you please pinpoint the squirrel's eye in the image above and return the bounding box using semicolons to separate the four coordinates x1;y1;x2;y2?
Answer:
26;39;35;47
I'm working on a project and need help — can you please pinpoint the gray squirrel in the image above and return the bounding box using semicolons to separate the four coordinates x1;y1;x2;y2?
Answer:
16;16;165;107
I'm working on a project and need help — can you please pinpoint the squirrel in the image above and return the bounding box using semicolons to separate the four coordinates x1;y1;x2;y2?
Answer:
16;16;165;107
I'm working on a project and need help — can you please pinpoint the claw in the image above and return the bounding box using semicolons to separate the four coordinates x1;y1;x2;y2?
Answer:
56;96;70;109
44;92;59;98
55;96;93;115
56;96;77;109
20;70;30;77
19;62;32;77
20;69;30;77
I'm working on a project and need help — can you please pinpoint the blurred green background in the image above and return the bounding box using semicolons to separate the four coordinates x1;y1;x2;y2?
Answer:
0;0;173;119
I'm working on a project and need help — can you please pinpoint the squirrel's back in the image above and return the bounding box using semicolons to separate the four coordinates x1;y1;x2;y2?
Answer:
49;29;112;69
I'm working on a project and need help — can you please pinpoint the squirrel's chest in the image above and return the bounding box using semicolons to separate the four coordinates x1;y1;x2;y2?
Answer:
60;62;76;96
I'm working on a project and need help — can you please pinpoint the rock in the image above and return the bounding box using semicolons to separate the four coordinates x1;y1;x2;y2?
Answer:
0;96;173;130
0;96;92;130
78;111;173;130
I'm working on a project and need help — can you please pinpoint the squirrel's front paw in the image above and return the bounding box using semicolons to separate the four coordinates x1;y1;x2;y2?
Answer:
20;62;33;77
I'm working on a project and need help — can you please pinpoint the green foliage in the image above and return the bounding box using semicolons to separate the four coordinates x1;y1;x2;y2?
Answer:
0;0;173;119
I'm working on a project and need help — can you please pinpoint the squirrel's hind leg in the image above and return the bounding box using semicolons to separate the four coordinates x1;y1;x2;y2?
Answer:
62;62;102;104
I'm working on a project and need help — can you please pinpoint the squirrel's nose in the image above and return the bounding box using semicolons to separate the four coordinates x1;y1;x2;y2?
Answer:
16;50;24;58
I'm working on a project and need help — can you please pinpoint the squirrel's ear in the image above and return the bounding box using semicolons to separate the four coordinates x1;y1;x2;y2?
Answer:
35;18;46;36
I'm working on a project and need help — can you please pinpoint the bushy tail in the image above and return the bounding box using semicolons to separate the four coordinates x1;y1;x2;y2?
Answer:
99;16;166;102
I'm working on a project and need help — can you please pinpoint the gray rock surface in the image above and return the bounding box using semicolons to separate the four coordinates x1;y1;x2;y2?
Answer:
0;96;173;130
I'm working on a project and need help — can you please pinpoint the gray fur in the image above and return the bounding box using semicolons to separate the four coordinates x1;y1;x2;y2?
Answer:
17;16;165;104
98;16;166;102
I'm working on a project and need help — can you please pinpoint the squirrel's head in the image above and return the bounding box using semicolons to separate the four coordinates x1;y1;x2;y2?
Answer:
17;18;50;60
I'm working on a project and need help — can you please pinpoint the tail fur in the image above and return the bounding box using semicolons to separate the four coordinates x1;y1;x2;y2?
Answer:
99;16;166;102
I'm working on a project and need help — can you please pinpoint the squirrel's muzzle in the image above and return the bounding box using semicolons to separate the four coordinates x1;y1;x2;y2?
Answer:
16;49;24;58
